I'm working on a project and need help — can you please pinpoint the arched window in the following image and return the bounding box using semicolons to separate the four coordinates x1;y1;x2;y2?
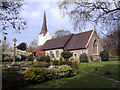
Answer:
93;40;97;54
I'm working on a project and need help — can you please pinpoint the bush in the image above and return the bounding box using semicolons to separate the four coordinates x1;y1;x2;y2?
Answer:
51;59;59;65
37;55;50;63
89;55;94;61
80;53;88;62
39;62;50;68
100;50;109;61
56;65;73;78
23;67;46;83
71;60;79;69
45;69;58;80
2;68;26;90
61;51;73;61
59;61;72;66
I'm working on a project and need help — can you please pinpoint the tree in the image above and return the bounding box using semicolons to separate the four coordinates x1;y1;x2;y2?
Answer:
53;29;71;38
29;39;38;49
27;46;34;53
58;1;120;32
0;1;26;33
0;39;10;61
61;51;73;61
100;29;118;56
17;42;27;51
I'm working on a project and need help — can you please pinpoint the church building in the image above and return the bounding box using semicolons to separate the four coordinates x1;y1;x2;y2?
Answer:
40;29;103;62
35;12;103;62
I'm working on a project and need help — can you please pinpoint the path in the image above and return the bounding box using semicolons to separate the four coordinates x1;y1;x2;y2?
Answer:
81;70;120;83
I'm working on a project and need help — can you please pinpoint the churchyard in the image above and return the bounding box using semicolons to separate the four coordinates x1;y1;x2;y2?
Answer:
2;53;120;89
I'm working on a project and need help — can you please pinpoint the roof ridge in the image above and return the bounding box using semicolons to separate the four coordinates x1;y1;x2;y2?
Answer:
47;34;74;41
74;30;93;35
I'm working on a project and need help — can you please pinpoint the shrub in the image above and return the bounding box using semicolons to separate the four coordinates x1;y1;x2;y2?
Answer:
37;55;50;63
27;54;34;61
89;55;94;61
56;65;73;78
58;57;62;65
71;60;79;69
23;67;46;83
80;53;88;62
59;61;72;66
2;68;26;90
61;51;73;61
71;67;80;76
100;50;109;61
51;59;59;65
45;69;58;80
39;62;50;68
32;61;39;67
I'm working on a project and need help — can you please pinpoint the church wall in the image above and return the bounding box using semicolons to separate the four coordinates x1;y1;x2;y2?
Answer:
86;30;103;61
45;49;87;62
45;49;64;60
69;49;86;62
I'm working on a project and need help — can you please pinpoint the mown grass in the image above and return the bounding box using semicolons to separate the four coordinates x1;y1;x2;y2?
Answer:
21;72;119;89
78;61;119;81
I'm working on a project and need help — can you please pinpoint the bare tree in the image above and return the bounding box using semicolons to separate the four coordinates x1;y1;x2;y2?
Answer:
29;39;38;49
0;1;26;33
58;0;120;33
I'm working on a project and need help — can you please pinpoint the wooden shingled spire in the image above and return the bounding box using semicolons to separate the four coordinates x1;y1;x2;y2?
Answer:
40;11;47;34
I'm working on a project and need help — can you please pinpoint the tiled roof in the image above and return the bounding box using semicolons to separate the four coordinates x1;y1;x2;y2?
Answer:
40;34;73;50
64;30;93;50
40;30;93;51
34;45;45;55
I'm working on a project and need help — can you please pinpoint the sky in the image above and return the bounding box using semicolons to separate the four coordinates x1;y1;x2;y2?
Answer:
6;0;95;47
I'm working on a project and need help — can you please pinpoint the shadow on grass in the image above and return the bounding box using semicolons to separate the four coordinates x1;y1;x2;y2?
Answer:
20;72;119;89
79;61;120;81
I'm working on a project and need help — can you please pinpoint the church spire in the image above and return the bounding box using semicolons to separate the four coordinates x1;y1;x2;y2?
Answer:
40;11;47;34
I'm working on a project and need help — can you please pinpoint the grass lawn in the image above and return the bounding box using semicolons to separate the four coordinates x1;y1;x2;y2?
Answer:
78;61;119;81
21;72;119;89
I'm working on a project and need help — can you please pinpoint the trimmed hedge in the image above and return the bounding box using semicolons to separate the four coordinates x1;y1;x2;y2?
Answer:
80;53;88;62
100;50;109;61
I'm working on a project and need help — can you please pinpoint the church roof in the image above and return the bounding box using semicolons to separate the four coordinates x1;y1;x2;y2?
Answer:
39;11;47;35
40;34;73;50
64;30;93;50
40;30;93;51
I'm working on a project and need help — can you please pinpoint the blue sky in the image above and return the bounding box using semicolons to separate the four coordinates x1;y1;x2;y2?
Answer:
6;0;95;46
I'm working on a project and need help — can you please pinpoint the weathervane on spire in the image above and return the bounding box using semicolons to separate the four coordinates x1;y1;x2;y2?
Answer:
94;25;96;31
